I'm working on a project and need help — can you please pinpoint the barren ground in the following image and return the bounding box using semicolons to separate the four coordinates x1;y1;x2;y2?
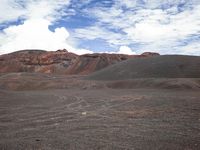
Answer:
0;83;200;149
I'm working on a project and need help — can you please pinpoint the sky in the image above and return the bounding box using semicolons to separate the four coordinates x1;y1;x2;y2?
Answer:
0;0;199;55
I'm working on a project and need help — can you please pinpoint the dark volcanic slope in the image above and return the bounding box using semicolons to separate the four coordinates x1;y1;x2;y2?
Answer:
88;55;200;80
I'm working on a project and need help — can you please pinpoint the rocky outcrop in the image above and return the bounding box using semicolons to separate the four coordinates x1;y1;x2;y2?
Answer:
0;49;159;75
66;53;135;75
141;52;160;57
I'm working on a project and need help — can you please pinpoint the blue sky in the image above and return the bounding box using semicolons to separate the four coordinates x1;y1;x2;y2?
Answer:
0;0;199;55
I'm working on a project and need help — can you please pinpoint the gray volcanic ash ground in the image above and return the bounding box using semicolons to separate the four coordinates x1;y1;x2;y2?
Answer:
0;51;200;150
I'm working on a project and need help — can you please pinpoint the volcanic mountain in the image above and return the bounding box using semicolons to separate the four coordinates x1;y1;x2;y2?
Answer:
0;50;200;150
88;55;200;80
0;49;159;75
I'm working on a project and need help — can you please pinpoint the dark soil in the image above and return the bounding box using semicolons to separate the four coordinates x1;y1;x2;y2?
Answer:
0;88;200;149
0;72;200;150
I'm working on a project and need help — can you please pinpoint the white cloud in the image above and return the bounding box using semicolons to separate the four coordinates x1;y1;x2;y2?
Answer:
72;48;93;55
123;5;200;54
0;19;69;54
0;0;71;24
0;0;200;55
0;0;25;23
118;46;136;55
115;0;137;8
174;41;200;55
0;18;93;55
99;46;136;55
0;0;93;55
25;0;71;21
74;26;130;46
116;0;200;9
78;0;200;55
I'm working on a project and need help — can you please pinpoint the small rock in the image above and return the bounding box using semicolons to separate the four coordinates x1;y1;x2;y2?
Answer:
82;112;87;115
57;49;68;53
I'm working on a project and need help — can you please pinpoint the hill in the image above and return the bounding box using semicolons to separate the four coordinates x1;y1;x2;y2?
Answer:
88;55;200;80
0;49;159;75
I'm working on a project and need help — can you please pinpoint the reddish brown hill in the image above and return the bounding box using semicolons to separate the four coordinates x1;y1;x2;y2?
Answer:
0;50;159;75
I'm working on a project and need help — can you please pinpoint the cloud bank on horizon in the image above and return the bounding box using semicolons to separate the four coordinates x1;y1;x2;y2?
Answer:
0;0;199;55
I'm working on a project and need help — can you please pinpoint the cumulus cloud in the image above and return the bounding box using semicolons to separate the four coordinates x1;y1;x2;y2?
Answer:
0;19;71;54
0;0;92;55
0;0;200;55
100;46;136;55
118;46;136;55
72;48;93;55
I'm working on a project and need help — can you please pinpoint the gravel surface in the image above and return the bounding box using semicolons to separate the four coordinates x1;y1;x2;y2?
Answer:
0;88;199;150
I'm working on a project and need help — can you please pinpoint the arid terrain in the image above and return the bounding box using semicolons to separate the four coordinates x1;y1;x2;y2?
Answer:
0;50;200;150
0;50;159;75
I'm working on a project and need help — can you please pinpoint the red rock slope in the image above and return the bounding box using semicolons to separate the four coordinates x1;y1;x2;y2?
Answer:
0;49;159;75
